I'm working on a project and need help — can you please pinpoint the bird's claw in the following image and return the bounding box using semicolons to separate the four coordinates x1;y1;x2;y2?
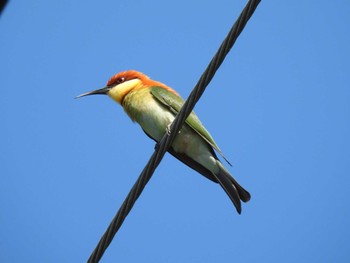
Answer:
166;123;182;136
166;124;172;135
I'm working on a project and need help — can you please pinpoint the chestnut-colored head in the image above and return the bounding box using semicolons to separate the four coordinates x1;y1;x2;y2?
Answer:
76;70;178;104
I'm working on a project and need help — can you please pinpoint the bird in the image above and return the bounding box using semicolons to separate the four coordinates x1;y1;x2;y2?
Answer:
76;70;250;214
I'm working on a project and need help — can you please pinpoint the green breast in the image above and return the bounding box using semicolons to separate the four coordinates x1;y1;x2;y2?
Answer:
123;88;175;142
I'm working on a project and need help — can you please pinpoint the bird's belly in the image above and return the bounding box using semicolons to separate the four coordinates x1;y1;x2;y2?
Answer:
125;93;217;171
136;100;201;153
136;99;175;142
142;107;217;169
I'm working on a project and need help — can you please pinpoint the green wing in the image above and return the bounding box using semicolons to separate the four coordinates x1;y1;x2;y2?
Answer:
150;86;231;166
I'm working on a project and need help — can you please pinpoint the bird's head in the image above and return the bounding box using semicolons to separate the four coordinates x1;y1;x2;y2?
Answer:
76;70;176;104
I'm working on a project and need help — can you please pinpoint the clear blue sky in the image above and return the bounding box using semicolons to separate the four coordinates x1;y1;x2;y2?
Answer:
1;1;349;262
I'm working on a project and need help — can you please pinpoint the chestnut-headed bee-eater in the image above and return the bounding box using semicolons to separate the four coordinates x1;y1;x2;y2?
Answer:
77;70;250;214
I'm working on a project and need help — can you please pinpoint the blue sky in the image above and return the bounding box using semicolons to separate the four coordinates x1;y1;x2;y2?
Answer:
1;1;349;262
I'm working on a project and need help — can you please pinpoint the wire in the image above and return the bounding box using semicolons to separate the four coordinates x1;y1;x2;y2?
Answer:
87;0;261;262
0;0;8;15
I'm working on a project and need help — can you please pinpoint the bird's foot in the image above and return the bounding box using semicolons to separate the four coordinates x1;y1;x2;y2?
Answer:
166;123;172;135
166;123;182;135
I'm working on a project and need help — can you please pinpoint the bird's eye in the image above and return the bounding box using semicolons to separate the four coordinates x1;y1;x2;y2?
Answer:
116;77;126;84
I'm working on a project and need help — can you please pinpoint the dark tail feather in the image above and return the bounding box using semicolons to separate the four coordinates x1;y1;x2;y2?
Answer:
165;147;250;214
214;168;242;214
216;162;251;214
228;174;251;203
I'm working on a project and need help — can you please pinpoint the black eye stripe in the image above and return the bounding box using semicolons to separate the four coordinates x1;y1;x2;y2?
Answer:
117;77;125;84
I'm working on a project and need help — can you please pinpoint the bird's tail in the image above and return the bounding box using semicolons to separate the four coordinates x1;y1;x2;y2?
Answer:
215;161;251;214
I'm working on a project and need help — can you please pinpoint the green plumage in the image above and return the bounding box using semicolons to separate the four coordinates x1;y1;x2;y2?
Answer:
150;86;232;166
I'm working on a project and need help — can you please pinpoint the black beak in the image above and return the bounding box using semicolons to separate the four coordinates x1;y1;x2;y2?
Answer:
75;86;111;99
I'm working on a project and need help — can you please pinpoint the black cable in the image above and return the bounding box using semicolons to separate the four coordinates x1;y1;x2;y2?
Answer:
87;0;261;262
0;0;8;15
